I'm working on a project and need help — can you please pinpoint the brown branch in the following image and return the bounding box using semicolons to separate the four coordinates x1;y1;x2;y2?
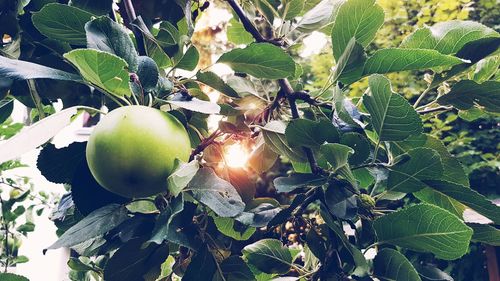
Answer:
225;0;284;46
189;129;222;161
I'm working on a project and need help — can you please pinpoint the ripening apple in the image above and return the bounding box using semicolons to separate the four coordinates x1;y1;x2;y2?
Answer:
86;105;191;198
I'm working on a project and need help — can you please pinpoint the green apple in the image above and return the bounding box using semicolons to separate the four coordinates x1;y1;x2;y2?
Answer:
86;106;191;198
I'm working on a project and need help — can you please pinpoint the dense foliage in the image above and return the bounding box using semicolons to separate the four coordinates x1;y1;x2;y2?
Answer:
0;0;499;280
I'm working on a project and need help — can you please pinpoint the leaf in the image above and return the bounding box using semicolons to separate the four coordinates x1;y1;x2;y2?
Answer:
174;45;199;71
227;18;254;45
136;56;159;92
373;248;421;281
268;194;306;228
69;0;113;15
183;246;217;281
85;16;139;72
364;75;422;141
46;204;129;250
248;140;279;175
32;3;93;45
166;97;220;114
324;180;357;220
331;0;384;60
437;80;500;113
220;256;256;281
167;160;199;197
423;180;500;225
340;132;370;165
261;121;307;162
0;106;83;164
282;0;304;20
103;238;168;281
186;168;245;217
392;134;469;187
149;196;201;249
363;49;466;76
473;56;500;83
196;71;240;98
0;273;29;281
235;201;282;227
415;264;453;281
296;0;344;34
400;20;500;55
0;99;14;124
218;43;296;79
242;239;293;274
414;188;466;218
213;215;256;241
320;143;354;172
64;49;131;97
37;142;86;184
333;37;366;84
373;204;473;260
71;158;128;216
0;56;83;82
387;148;443;193
468;223;500;246
285;118;339;148
273;173;327;193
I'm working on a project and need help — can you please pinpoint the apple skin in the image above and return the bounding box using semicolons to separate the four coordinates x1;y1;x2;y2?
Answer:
86;105;191;198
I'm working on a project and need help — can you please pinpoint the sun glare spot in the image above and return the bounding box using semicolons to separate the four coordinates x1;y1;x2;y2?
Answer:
225;143;249;168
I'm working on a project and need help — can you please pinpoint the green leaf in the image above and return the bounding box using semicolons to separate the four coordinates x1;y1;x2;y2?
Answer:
218;43;296;79
85;16;139;72
0;99;14;124
282;0;304;20
473;56;500;83
324;180;357;219
46;204;129;250
0;273;29;281
183;246;217;281
167;160;199;197
364;74;422;141
248;140;279;175
320;143;354;172
374;204;473;260
242;239;293;274
387;148;443;193
400;20;500;55
136;56;159;92
340;132;370;165
285;118;339;148
32;3;93;45
424;180;500;224
437;80;500;113
333;37;366;84
273;173;327;193
331;0;384;60
227;18;254;45
37;142;86;184
296;0;343;34
0;106;84;164
196;71;240;98
261;121;307;162
235;200;282;228
363;49;465;76
174;45;199;71
103;238;168;281
373;248;421;281
149;196;200;249
0;56;83;82
414;188;466;218
186;168;245;217
220;256;256;281
392;134;469;187
69;0;113;15
64;49;132;97
212;215;256;241
468;223;500;246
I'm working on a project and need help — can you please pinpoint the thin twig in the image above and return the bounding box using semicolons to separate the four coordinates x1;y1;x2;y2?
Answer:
418;106;453;114
27;80;46;120
122;0;146;56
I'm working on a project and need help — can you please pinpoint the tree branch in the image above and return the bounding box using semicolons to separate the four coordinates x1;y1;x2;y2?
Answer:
122;0;146;56
189;129;222;161
225;0;284;46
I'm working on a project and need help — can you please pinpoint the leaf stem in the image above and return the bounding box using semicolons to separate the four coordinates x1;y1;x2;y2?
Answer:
27;80;46;120
122;0;146;56
413;81;433;108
